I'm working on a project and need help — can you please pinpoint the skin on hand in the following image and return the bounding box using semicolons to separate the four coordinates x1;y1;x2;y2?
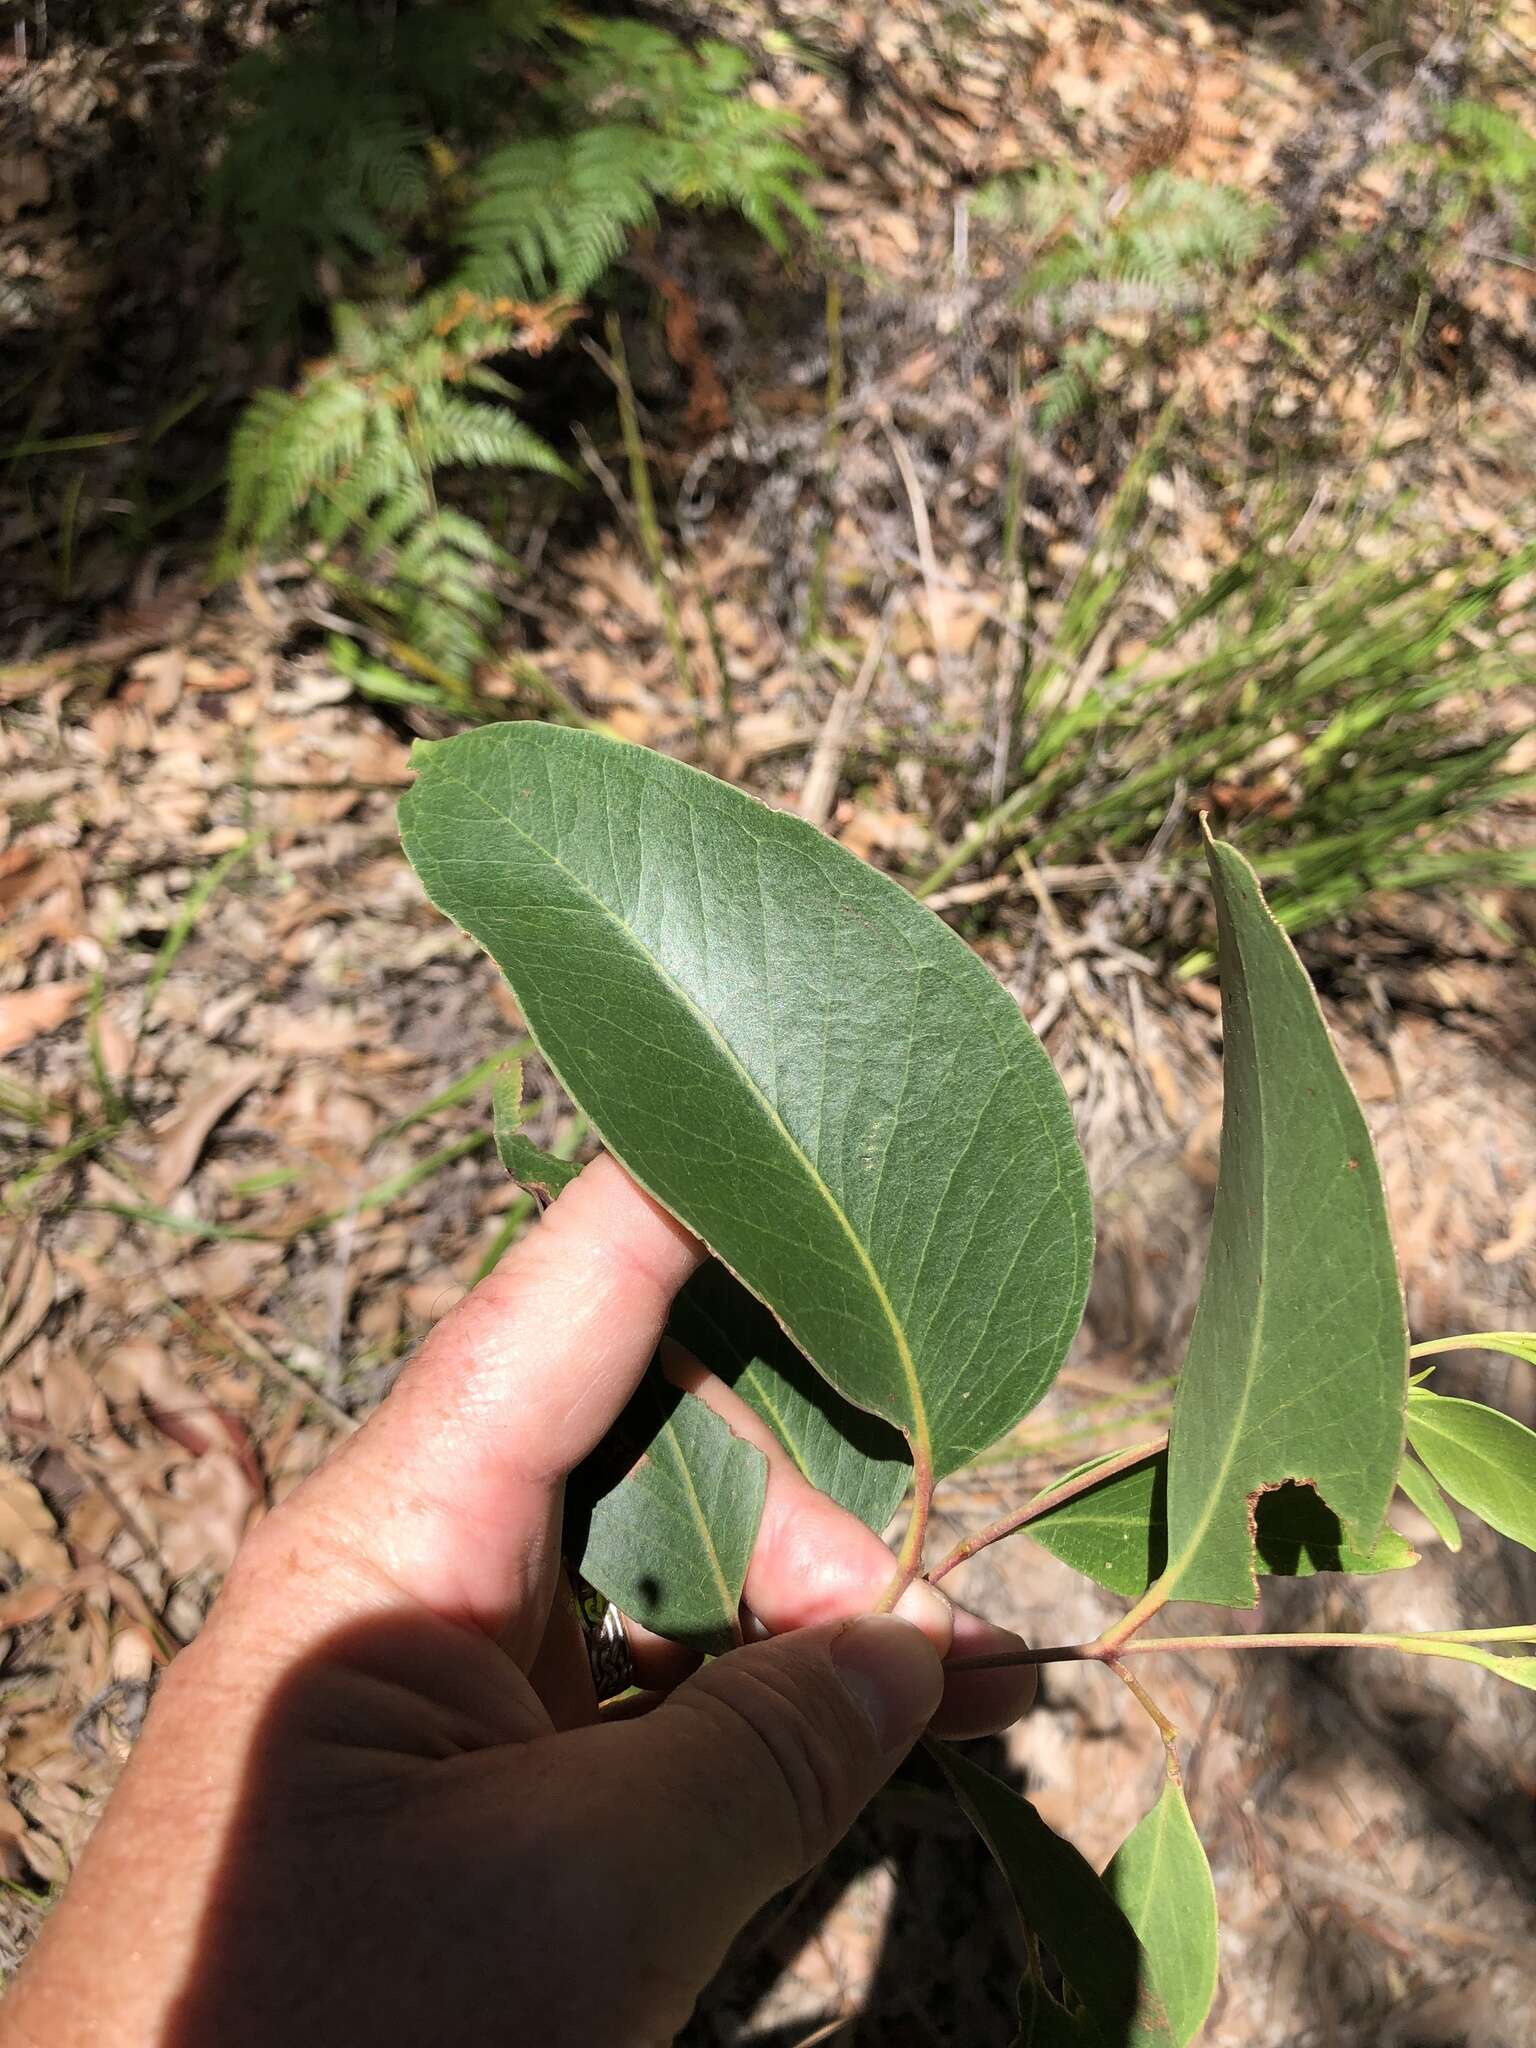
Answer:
2;1158;1034;2048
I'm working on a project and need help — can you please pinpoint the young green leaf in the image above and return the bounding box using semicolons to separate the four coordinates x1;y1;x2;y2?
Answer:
400;723;1093;1481
1028;1452;1416;1597
1410;1331;1536;1371
576;1382;766;1655
491;1058;581;1199
1395;1450;1462;1551
1389;1637;1536;1692
1406;1389;1536;1551
1104;1771;1219;2046
930;1741;1176;2048
1160;831;1408;1607
668;1260;909;1531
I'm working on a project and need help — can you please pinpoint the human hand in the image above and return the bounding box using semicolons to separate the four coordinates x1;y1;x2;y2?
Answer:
4;1158;1034;2047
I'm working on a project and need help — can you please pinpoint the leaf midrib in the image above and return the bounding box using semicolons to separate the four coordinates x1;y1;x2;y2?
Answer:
431;762;933;1461
659;1410;740;1627
1162;894;1271;1593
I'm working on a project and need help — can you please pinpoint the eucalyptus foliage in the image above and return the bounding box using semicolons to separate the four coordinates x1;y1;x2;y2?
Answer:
401;722;1536;2041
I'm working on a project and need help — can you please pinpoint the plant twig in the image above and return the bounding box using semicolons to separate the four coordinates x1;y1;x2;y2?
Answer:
943;1621;1536;1674
883;420;953;695
991;346;1031;809
1105;1654;1183;1772
201;1303;359;1436
1092;1580;1171;1655
799;619;888;829
927;1433;1167;1583
601;314;698;710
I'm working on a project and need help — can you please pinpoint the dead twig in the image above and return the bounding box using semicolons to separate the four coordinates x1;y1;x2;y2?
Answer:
799;620;889;830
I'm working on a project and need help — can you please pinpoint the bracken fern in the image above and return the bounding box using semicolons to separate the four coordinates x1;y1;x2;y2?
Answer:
977;167;1274;424
219;4;816;693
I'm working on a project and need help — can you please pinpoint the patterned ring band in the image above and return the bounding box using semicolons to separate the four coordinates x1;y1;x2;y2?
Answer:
576;1579;635;1702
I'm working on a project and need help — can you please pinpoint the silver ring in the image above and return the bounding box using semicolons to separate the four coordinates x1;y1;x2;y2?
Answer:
576;1580;634;1701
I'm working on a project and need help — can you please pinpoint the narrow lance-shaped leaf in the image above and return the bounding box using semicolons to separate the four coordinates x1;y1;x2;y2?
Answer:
1395;1450;1462;1552
1104;1769;1219;2047
1027;1450;1417;1598
1160;830;1408;1607
400;723;1093;1481
1406;1388;1536;1552
930;1741;1175;2048
576;1381;767;1656
1382;1633;1536;1693
1411;1331;1536;1372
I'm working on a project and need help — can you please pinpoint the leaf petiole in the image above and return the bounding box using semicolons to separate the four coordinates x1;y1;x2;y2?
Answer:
927;1433;1169;1584
875;1454;935;1610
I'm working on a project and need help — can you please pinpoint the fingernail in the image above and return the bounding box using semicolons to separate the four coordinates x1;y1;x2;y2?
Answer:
893;1576;954;1653
831;1615;944;1752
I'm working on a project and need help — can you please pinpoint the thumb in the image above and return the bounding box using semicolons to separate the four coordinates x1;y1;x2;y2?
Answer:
568;1618;942;2030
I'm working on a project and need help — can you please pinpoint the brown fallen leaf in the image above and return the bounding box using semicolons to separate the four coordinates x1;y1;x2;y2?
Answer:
149;1059;266;1200
0;1230;55;1373
0;981;88;1056
0;1470;71;1578
265;1006;367;1057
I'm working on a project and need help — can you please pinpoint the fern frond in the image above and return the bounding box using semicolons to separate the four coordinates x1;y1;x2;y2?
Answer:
421;393;569;476
462;127;660;296
220;5;815;688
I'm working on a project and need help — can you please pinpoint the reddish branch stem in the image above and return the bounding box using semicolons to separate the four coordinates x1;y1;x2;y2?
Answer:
926;1433;1168;1585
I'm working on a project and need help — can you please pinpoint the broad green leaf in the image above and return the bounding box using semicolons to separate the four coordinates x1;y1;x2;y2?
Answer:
1406;1388;1536;1552
576;1382;766;1654
1160;833;1408;1607
400;723;1092;1480
930;1742;1176;2048
1028;1453;1416;1597
1395;1450;1462;1551
1411;1331;1536;1371
668;1260;909;1531
1105;1771;1218;2046
492;1058;581;1199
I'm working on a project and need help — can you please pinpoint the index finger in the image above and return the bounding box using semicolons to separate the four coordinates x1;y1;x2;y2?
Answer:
248;1156;702;1666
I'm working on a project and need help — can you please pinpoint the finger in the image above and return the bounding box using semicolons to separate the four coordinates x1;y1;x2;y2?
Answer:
525;1572;604;1731
619;1615;701;1694
238;1157;702;1662
496;1618;944;2042
662;1350;1036;1732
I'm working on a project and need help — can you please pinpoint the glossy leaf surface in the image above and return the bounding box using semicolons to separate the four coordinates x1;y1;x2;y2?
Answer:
401;722;1092;1478
1160;833;1408;1607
